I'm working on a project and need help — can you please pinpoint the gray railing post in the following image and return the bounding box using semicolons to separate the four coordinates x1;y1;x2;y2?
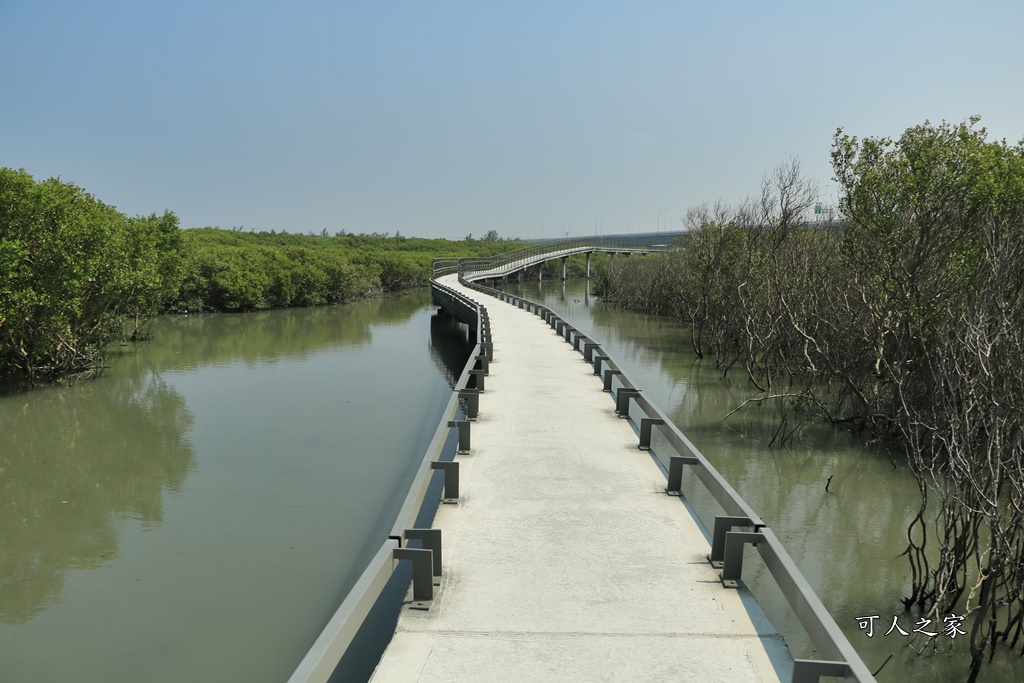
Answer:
593;355;610;376
602;368;621;392
709;516;755;567
459;389;480;419
583;342;601;362
475;354;489;375
792;660;852;683
666;454;697;494
638;418;665;450
720;530;764;588
469;368;485;391
615;388;640;416
446;420;470;453
430;461;460;502
403;529;443;577
392;547;434;603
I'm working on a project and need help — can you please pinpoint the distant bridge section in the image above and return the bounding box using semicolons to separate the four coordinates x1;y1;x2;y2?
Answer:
432;232;681;282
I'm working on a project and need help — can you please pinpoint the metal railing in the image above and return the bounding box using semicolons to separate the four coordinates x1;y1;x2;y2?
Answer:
457;270;874;683
290;254;871;683
432;233;675;280
287;279;489;683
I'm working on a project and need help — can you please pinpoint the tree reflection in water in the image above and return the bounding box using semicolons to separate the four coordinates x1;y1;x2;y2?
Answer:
0;372;195;624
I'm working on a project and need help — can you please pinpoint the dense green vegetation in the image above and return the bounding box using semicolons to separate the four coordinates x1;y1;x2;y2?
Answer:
169;228;519;313
600;118;1024;681
0;169;183;383
1;167;522;383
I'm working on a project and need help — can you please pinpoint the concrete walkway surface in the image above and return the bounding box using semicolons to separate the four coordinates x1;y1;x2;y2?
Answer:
369;277;792;682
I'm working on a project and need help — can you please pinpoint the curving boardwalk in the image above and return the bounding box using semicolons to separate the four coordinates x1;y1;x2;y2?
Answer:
369;274;791;682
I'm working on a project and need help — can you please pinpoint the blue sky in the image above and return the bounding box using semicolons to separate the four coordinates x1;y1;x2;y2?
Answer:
2;1;1021;240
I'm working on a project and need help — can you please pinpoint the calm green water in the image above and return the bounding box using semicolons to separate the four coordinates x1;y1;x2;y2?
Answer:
6;279;1021;682
0;289;472;683
503;279;1023;683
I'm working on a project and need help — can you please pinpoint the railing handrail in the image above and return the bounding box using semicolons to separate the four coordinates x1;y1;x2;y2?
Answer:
291;262;873;683
457;273;875;683
288;278;488;683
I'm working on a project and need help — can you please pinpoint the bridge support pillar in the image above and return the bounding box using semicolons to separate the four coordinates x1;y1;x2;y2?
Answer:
585;252;591;279
561;256;568;281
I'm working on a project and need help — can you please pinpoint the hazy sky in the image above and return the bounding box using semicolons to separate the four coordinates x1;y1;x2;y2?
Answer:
2;1;1021;240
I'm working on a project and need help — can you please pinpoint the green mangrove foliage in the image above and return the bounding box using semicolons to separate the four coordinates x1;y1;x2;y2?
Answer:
0;166;522;382
0;169;183;383
600;119;1024;680
169;228;521;313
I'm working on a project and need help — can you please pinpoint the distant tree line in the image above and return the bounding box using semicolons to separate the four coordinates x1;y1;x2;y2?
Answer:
0;168;521;384
599;118;1024;681
169;228;519;313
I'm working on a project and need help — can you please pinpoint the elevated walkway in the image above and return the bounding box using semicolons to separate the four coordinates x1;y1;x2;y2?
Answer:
432;234;673;283
369;274;790;682
289;240;873;683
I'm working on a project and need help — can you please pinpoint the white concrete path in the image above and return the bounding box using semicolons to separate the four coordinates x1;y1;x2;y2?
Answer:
370;277;791;682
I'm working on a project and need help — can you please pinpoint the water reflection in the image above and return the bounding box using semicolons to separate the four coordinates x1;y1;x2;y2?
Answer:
0;288;473;683
428;312;474;388
112;291;431;374
0;371;194;624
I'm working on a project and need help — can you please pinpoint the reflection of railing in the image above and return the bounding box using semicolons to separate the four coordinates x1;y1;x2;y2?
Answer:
459;277;876;683
432;233;674;279
288;279;489;683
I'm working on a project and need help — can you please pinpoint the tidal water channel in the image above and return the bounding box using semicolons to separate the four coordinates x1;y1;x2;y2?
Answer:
500;279;1024;683
0;289;474;683
4;281;1022;682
